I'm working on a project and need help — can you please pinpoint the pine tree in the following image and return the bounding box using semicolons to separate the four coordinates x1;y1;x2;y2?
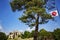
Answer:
10;0;53;40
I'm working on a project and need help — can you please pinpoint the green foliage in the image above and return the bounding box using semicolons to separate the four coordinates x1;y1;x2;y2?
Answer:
53;28;60;40
10;0;53;40
39;29;50;36
10;0;53;27
38;29;55;40
7;28;60;40
0;32;7;40
21;30;35;39
30;30;35;37
10;0;47;11
21;31;31;39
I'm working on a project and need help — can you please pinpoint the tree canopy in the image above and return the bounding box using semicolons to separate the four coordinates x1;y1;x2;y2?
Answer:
0;32;7;40
10;0;53;40
53;28;60;40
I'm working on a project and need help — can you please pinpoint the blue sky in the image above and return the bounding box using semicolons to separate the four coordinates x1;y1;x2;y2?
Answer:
0;0;60;34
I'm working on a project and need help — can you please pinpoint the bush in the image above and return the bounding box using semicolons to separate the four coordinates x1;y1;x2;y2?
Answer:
0;32;7;40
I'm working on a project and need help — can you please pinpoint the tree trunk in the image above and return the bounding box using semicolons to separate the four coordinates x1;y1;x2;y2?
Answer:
34;14;39;40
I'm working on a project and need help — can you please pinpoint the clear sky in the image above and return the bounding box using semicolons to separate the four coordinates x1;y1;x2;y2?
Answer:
0;0;60;34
